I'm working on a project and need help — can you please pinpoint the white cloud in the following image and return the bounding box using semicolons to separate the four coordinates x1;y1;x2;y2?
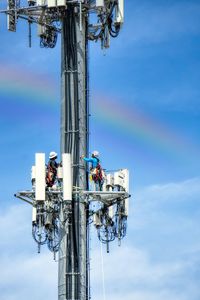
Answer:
1;253;57;300
0;204;57;300
1;177;200;300
90;177;200;300
90;243;200;300
131;178;200;247
134;177;200;210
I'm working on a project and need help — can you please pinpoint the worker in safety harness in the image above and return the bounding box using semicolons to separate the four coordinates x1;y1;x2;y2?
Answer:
81;151;104;191
46;151;59;187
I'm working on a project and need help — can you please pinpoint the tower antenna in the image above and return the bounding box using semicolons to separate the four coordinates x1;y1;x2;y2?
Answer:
2;1;130;299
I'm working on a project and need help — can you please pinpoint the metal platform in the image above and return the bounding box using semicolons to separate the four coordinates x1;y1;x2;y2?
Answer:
15;189;130;205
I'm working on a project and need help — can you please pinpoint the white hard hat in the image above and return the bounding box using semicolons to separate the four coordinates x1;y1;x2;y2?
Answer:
49;151;57;159
92;150;99;157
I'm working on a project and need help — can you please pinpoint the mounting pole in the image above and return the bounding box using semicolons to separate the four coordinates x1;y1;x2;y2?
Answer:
59;7;89;300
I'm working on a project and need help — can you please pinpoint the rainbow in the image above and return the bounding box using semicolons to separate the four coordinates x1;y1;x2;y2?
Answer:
0;64;198;161
92;94;198;161
0;63;58;106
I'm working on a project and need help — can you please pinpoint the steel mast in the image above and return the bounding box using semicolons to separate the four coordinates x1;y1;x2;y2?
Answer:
59;9;89;300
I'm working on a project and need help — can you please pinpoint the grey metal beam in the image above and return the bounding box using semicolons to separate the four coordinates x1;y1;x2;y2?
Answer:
59;6;89;300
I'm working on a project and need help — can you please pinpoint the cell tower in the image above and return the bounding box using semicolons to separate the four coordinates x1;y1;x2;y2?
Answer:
1;1;130;300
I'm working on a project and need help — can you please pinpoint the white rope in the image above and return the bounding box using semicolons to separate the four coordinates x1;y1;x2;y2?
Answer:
100;242;106;300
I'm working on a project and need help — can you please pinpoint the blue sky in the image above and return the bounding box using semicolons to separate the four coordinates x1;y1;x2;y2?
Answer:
0;0;200;300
